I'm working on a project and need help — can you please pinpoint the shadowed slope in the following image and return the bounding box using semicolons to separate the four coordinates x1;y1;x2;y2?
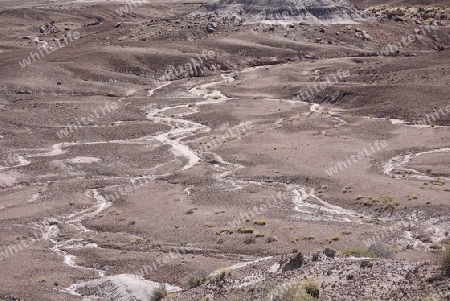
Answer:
197;0;362;24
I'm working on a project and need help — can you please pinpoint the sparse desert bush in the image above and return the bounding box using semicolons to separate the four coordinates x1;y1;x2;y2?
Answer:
407;194;419;201
151;242;162;248
270;280;319;301
244;236;256;244
430;243;442;250
187;271;208;288
151;284;167;301
130;236;142;244
368;243;394;258
341;230;352;235
363;218;375;223
431;179;446;186
253;218;266;226
204;222;214;227
237;226;254;234
109;209;122;215
302;278;320;299
439;247;450;274
255;232;265;238
340;247;377;258
213;268;232;282
331;235;340;241
266;235;277;243
185;209;194;214
216;229;233;235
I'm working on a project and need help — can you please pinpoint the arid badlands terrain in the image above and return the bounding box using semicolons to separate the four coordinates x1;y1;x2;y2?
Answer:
0;0;449;300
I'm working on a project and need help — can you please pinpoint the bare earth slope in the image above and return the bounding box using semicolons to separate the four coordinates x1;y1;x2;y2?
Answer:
0;0;449;300
198;0;362;23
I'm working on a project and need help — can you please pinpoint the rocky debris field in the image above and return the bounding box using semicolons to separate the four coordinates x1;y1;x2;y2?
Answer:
0;0;449;300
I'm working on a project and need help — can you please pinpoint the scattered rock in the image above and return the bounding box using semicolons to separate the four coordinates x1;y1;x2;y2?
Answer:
206;21;217;33
394;15;407;22
282;252;304;272
312;252;320;262
16;90;32;94
360;260;373;269
324;248;336;258
414;232;432;243
48;218;59;226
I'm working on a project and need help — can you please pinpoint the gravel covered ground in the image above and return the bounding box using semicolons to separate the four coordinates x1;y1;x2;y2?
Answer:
0;0;449;300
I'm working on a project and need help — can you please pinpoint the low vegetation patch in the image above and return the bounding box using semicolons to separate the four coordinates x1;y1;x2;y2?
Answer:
187;271;208;288
151;284;167;301
266;235;277;243
430;179;446;186
340;247;377;258
109;209;122;215
439;247;450;275
253;218;266;226
237;226;254;234
244;236;256;244
330;235;340;241
363;194;399;209
256;279;320;301
216;229;233;235
368;243;394;258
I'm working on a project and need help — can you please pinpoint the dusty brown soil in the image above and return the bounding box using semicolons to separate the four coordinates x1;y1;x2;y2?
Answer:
0;0;449;300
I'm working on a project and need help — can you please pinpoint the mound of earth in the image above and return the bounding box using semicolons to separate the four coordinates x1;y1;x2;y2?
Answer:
196;0;363;24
